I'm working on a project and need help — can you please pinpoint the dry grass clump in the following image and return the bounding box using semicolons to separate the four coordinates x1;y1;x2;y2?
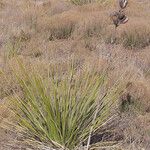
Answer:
117;78;150;150
105;20;150;49
28;2;111;41
119;21;150;49
76;0;114;12
20;36;45;58
73;12;108;39
43;10;108;40
120;80;150;114
104;0;150;49
69;0;96;5
0;69;18;99
38;11;81;40
0;99;12;124
69;0;113;6
119;113;150;150
48;22;75;40
0;0;150;149
0;1;5;9
133;47;150;74
49;0;73;15
126;0;150;19
4;30;31;58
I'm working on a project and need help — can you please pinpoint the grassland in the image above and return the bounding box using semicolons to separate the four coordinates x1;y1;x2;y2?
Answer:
0;0;150;150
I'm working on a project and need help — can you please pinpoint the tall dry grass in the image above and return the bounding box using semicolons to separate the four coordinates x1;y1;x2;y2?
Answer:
0;0;150;149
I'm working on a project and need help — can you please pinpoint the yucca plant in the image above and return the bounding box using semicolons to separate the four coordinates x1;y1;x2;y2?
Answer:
10;60;124;150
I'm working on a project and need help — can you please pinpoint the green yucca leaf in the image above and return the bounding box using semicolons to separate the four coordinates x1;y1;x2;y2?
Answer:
9;60;124;149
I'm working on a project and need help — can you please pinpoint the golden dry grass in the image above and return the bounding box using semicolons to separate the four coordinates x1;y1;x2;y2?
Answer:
0;0;150;149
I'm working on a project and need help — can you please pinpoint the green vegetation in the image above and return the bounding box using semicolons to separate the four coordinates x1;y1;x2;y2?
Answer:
1;0;150;149
10;61;123;149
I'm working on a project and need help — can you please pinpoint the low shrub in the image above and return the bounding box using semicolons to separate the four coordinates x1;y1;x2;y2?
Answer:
73;18;106;39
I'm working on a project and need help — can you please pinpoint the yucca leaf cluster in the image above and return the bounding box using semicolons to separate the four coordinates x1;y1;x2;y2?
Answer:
11;62;122;149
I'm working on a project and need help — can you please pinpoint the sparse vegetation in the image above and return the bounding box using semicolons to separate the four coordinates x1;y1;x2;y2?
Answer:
121;26;150;49
0;0;150;149
69;0;102;5
48;22;75;40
